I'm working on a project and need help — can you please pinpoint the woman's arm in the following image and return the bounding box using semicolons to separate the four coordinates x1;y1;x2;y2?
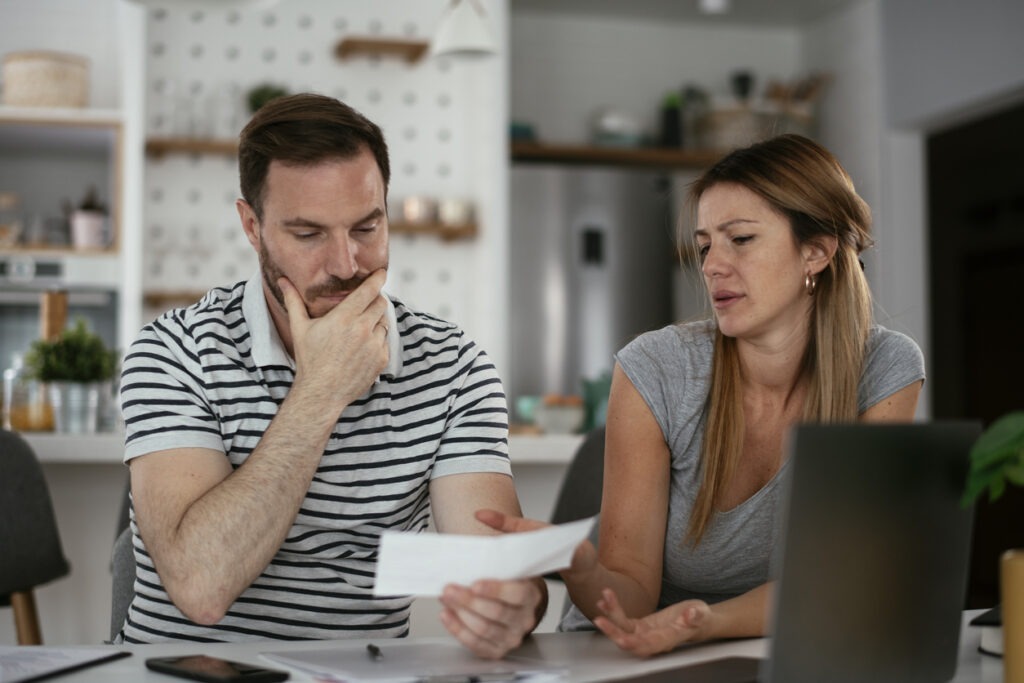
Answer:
592;582;774;657
859;381;922;422
562;363;672;620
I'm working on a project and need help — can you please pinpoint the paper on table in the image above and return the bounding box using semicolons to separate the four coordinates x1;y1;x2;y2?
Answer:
373;516;595;597
0;648;130;683
262;641;565;682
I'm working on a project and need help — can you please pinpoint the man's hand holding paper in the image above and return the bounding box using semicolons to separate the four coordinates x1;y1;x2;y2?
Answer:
373;515;596;597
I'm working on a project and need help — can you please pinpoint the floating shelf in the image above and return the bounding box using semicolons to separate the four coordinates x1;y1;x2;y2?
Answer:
146;137;237;158
391;221;477;241
142;290;206;309
511;141;724;170
0;245;118;257
334;37;430;64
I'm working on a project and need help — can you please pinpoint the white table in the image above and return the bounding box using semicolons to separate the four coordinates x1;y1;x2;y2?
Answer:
11;611;1003;682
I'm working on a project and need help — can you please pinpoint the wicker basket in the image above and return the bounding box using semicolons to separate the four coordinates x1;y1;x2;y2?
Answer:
695;104;813;151
2;50;89;108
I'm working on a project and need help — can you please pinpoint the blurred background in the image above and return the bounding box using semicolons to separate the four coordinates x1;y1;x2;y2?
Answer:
0;0;1021;644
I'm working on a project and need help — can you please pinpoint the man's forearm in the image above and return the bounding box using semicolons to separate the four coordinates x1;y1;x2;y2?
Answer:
148;384;342;624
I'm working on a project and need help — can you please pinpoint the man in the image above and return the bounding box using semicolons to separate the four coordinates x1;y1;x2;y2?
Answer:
116;93;546;657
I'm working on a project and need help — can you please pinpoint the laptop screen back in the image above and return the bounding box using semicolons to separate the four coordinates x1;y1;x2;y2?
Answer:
763;422;979;683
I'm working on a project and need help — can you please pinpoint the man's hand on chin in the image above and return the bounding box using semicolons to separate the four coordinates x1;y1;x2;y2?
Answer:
279;270;390;410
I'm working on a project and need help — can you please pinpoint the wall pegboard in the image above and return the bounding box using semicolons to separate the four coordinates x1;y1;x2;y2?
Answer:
142;0;497;332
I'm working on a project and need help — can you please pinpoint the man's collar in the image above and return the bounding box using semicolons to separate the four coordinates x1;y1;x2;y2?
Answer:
243;272;402;379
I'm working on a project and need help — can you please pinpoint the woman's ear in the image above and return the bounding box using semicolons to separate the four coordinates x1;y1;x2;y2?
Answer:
802;235;838;275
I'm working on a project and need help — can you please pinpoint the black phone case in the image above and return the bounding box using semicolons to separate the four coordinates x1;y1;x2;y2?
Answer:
145;656;289;683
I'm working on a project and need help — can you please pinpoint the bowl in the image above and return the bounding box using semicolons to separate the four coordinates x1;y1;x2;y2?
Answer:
533;403;584;435
515;395;541;424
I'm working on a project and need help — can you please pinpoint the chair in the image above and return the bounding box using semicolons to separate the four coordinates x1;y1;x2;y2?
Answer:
550;426;606;526
110;526;135;641
546;426;606;626
0;429;71;644
109;478;135;641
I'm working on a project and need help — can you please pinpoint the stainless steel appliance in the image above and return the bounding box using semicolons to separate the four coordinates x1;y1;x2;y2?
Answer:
508;165;675;420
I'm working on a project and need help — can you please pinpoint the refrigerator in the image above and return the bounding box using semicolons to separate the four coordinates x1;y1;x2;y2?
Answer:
508;164;679;422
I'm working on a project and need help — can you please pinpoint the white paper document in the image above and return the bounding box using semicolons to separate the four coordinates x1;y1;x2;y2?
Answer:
373;517;595;597
0;647;130;683
262;641;565;682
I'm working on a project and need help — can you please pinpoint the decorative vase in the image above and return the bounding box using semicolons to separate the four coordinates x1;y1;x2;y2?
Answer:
69;209;107;249
48;380;101;433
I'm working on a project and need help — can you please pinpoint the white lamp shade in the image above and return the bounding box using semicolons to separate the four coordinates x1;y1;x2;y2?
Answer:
431;0;497;58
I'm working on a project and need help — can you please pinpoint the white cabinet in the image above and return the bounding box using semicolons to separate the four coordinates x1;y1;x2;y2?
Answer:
0;0;146;362
0;107;123;254
0;106;141;366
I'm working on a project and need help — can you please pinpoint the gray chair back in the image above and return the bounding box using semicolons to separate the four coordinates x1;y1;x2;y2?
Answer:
550;426;605;524
547;426;605;625
0;429;71;643
109;525;135;641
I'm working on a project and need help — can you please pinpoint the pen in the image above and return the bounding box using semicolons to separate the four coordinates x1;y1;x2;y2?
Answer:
366;643;383;661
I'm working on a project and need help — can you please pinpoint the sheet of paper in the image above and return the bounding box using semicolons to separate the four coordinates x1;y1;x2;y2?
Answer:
373;516;595;597
262;641;565;682
0;647;129;683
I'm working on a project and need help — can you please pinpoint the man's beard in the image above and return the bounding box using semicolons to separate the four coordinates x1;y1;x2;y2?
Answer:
259;240;385;317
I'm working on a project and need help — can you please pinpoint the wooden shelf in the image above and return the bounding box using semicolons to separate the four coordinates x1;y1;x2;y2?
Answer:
334;37;429;64
511;141;724;170
0;245;118;257
142;290;206;309
391;221;477;241
146;137;237;158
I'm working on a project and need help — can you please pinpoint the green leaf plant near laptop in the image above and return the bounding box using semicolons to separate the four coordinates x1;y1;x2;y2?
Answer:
960;411;1024;662
961;411;1024;507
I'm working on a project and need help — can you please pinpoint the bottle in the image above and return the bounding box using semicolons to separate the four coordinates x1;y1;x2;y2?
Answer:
1004;549;1024;683
0;191;23;247
2;353;54;432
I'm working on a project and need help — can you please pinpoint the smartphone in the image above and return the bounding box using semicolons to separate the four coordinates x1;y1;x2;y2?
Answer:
145;655;289;683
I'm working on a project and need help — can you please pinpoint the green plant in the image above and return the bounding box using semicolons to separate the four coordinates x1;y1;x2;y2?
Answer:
246;83;289;114
24;318;118;382
77;185;107;214
961;412;1024;507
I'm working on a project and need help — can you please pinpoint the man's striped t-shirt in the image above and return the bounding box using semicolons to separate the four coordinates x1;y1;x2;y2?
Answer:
115;274;511;643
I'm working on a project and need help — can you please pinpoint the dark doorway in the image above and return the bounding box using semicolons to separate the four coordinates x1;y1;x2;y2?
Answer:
928;100;1024;608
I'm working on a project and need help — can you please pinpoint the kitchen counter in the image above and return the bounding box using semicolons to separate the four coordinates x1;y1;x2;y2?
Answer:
23;431;584;466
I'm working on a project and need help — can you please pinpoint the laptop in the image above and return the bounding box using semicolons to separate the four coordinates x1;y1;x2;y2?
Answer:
617;422;980;683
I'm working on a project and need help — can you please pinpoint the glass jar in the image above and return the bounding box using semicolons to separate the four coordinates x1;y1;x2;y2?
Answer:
2;354;54;432
0;191;23;247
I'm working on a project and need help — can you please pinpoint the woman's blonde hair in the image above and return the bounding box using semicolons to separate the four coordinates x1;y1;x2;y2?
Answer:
683;134;874;545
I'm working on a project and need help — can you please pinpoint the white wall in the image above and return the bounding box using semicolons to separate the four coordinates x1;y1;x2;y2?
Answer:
138;0;510;376
801;0;933;420
881;0;1024;131
511;12;802;144
0;0;122;108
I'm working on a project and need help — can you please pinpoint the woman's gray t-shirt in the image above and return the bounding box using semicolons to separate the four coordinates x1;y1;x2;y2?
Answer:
560;319;925;630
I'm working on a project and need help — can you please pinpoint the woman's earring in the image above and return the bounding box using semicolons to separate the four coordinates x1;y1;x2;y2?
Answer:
805;272;817;296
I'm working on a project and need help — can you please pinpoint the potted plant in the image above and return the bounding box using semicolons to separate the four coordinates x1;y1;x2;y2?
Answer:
961;412;1024;673
962;412;1024;507
69;185;108;250
246;83;289;114
23;318;118;433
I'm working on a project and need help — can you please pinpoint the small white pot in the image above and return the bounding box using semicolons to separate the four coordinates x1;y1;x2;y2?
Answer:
70;210;107;249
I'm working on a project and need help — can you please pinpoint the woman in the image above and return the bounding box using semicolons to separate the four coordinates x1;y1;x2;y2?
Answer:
481;134;924;656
